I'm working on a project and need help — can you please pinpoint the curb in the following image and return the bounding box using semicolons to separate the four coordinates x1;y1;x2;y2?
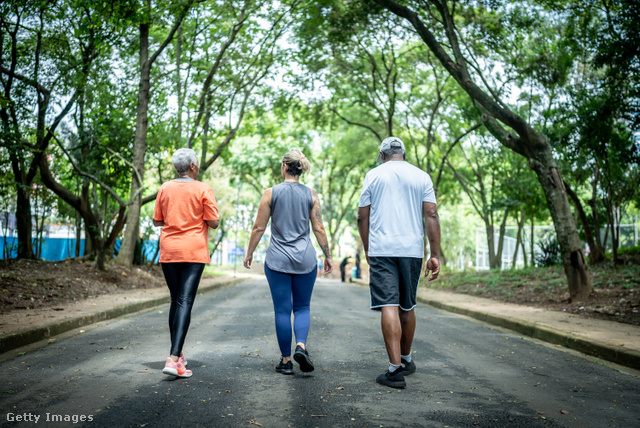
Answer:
351;278;640;371
0;277;246;356
419;297;640;371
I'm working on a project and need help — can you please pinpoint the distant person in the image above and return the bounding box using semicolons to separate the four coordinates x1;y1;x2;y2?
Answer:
153;148;220;378
357;137;441;389
355;252;361;279
339;255;350;282
244;149;333;375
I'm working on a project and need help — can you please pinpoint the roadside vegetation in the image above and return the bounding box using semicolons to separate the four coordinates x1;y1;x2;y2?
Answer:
422;249;640;326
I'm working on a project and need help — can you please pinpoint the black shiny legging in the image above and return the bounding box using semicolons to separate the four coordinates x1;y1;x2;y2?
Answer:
161;262;205;357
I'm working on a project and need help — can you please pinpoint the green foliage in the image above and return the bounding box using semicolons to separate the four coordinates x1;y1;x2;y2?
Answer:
535;233;562;267
618;245;640;257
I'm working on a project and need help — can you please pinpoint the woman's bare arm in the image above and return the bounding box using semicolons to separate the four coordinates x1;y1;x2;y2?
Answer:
310;189;333;274
243;188;272;268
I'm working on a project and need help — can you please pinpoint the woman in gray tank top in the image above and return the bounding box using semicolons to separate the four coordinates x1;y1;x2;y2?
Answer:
244;149;333;375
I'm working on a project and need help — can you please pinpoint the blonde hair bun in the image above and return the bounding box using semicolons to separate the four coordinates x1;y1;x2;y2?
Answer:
282;149;310;176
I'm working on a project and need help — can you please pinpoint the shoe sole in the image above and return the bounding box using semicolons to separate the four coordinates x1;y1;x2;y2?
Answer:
162;367;193;378
294;352;314;373
376;378;406;389
275;368;294;375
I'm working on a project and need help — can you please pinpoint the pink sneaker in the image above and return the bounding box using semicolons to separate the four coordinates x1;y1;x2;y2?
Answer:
179;352;187;367
162;357;192;378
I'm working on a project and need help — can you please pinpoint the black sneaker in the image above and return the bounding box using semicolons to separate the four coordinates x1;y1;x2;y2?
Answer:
376;369;406;389
293;345;314;373
400;359;416;376
275;358;293;375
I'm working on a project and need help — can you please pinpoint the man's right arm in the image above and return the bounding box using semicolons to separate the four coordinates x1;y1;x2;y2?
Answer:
357;205;370;264
423;201;441;281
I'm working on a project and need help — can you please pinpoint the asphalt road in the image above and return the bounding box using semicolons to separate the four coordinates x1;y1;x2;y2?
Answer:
1;277;639;428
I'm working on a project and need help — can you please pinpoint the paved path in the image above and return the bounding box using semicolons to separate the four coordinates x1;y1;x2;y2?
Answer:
414;287;640;370
1;277;640;427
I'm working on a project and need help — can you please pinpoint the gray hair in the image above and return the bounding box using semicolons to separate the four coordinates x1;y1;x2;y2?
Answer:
172;148;197;174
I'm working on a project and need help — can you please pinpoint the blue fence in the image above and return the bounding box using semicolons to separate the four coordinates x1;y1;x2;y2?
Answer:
1;237;159;263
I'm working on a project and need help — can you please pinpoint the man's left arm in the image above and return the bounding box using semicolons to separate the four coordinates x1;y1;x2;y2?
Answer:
423;201;441;281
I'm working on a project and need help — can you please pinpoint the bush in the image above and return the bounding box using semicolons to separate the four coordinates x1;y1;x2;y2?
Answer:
535;234;562;267
618;245;640;256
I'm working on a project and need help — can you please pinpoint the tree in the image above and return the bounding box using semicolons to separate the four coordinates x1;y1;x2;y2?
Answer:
315;123;375;253
117;0;295;266
447;138;515;269
549;0;640;264
369;0;593;301
0;0;114;259
115;0;195;267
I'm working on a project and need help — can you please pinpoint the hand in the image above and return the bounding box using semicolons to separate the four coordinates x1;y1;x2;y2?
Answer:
323;258;333;274
243;254;252;269
425;257;440;281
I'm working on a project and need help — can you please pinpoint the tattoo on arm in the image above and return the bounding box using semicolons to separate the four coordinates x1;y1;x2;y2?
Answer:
315;207;322;220
320;244;331;258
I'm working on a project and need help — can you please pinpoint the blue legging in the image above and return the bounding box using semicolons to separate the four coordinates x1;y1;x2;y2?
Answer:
264;264;317;357
161;262;205;357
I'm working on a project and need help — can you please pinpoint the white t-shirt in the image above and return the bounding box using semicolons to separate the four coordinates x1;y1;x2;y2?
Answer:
358;161;437;258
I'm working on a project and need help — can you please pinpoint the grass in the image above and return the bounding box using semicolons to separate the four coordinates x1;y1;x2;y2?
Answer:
425;261;639;300
202;265;230;278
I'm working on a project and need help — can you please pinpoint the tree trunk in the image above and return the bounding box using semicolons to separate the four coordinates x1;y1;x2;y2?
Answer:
84;226;93;257
564;181;605;264
15;186;34;259
611;204;621;264
495;208;509;270
97;206;127;271
75;212;82;258
511;210;527;269
115;1;192;267
512;211;524;269
486;223;498;269
176;24;183;141
528;144;593;301
115;20;151;268
530;212;535;267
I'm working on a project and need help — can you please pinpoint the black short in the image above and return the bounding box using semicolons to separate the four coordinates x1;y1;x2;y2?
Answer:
369;257;422;311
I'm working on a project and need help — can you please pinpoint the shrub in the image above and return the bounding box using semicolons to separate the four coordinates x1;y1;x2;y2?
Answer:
535;234;562;267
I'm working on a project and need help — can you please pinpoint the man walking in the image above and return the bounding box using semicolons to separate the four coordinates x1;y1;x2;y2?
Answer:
357;136;441;389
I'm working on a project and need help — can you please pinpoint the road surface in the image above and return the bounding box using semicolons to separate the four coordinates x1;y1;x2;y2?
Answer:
1;277;639;427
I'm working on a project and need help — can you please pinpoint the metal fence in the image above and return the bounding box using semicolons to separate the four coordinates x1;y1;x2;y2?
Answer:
475;222;639;271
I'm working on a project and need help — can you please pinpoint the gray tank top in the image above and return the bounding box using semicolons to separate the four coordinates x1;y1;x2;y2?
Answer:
265;182;317;274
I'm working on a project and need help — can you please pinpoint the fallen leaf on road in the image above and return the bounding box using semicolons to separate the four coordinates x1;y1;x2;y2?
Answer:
249;420;262;426
560;410;570;415
336;386;344;390
311;415;327;418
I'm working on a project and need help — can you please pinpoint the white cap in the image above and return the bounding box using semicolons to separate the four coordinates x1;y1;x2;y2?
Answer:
377;137;406;164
